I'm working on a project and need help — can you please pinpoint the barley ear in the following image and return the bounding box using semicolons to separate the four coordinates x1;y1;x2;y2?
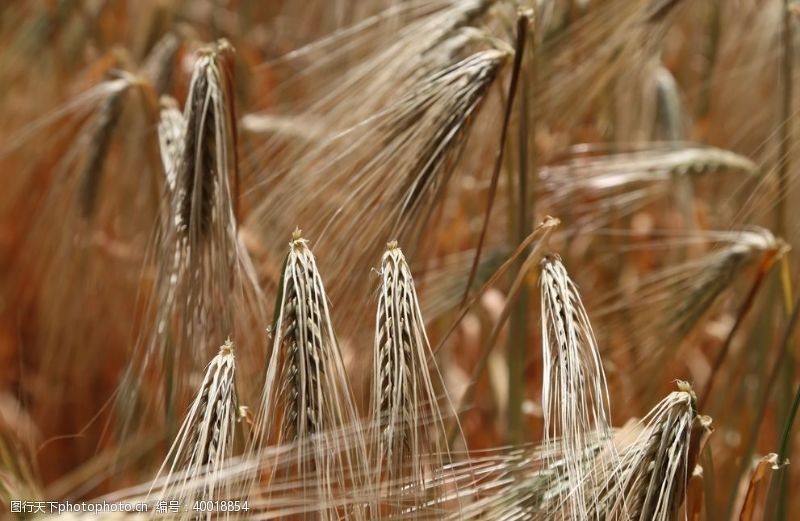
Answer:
150;340;239;517
589;383;713;521
249;232;369;516
539;254;615;518
371;242;457;511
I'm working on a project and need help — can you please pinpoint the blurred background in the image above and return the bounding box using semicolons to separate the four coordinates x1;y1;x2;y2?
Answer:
0;0;799;518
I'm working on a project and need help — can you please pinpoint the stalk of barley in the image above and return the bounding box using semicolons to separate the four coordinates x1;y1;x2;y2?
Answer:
594;228;786;394
538;144;758;230
177;47;226;239
156;39;243;361
246;43;509;330
140;32;181;95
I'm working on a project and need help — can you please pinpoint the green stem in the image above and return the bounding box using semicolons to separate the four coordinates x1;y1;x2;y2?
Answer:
460;14;528;307
774;3;794;516
507;36;533;445
774;380;800;519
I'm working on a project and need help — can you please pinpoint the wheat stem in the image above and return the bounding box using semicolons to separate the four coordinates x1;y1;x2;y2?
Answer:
461;13;528;308
448;216;558;447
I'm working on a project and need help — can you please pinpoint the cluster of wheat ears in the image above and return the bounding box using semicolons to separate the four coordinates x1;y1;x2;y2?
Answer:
2;0;800;519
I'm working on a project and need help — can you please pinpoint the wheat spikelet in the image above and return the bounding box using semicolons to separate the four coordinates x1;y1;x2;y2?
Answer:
246;33;510;335
541;144;758;186
538;144;758;230
77;78;129;218
120;39;265;439
244;0;495;158
140;32;181;95
371;242;459;514
0;63;165;475
249;230;368;519
248;0;497;131
451;387;710;520
157;95;185;193
587;383;712;520
666;231;783;340
539;254;615;519
392;48;508;233
146;38;241;375
176;44;230;239
150;340;239;518
535;0;678;128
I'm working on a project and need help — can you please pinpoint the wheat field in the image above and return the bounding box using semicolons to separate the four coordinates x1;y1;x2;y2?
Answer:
0;0;799;519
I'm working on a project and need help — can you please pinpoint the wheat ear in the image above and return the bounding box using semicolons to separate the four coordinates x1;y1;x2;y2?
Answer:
250;230;369;518
150;340;239;519
371;241;459;513
539;254;615;519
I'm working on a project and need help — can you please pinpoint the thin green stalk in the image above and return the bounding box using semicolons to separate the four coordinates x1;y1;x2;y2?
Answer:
775;3;794;515
773;380;800;519
447;218;557;447
507;30;533;445
460;14;528;308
